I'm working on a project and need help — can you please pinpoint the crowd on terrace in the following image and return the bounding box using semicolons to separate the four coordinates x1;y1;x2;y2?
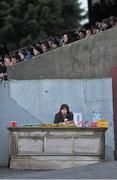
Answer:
0;16;117;81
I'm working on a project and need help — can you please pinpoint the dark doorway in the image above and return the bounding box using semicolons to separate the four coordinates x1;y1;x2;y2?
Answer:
110;67;117;160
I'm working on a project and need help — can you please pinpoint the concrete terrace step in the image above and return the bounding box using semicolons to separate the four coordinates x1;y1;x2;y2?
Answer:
0;161;117;179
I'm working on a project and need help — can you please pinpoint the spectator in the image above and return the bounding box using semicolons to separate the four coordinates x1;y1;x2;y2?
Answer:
51;40;59;49
63;34;69;44
4;56;11;67
96;21;103;31
41;42;48;53
71;31;80;41
78;30;86;39
62;33;73;45
18;49;26;61
11;55;17;65
47;39;54;50
92;26;100;34
33;46;42;56
0;15;116;73
109;16;116;27
24;49;33;61
102;19;111;31
47;38;59;50
86;29;93;37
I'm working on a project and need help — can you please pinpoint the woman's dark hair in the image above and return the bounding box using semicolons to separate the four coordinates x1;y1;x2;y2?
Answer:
60;104;70;114
63;33;73;44
33;45;43;54
79;30;86;36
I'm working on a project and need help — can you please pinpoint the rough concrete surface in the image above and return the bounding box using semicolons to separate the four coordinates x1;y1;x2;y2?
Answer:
0;161;117;179
8;27;117;80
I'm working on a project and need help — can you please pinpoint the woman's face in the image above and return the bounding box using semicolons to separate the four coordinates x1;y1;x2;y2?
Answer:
102;23;108;30
11;58;16;65
79;32;86;39
61;108;68;115
4;58;10;67
86;30;92;37
64;34;68;43
41;44;47;53
33;48;40;56
51;43;57;49
48;40;52;48
18;52;24;61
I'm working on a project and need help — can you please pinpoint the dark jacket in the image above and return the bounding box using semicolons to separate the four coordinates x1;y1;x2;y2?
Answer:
0;64;7;74
54;112;73;124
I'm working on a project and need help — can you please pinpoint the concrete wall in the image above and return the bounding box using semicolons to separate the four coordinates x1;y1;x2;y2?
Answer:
0;82;37;166
8;27;117;80
9;78;114;161
0;78;114;166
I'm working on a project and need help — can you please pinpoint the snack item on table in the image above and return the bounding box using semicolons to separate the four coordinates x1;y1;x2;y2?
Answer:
97;120;108;128
22;121;78;128
38;124;58;128
57;123;75;128
38;122;75;128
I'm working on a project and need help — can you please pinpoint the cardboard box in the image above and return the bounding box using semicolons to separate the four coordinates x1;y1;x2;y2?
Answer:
97;120;108;128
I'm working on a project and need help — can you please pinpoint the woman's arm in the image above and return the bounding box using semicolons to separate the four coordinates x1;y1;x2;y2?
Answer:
68;112;74;121
54;114;60;124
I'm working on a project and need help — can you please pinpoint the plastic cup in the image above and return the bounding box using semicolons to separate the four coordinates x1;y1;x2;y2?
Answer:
9;121;17;127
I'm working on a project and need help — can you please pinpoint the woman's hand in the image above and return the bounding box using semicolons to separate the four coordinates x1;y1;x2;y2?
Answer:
64;118;69;123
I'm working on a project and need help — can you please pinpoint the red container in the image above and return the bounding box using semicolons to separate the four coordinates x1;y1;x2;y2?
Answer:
91;122;97;128
9;121;17;127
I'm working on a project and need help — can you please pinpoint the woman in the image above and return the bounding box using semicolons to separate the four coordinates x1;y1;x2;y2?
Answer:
62;33;72;45
33;46;42;56
54;104;73;124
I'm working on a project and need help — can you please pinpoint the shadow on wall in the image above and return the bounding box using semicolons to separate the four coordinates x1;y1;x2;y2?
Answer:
0;82;37;167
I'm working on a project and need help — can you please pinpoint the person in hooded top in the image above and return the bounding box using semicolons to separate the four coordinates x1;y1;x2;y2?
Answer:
54;104;73;124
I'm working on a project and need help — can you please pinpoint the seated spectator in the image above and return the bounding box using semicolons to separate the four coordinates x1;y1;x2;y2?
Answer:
51;40;59;49
78;30;86;39
47;38;59;50
109;16;116;27
72;31;80;41
47;39;53;50
62;33;73;45
41;42;49;53
18;48;33;61
95;22;102;30
4;55;16;67
92;26;100;34
63;34;69;45
24;49;33;61
18;49;26;61
4;55;11;67
11;55;17;65
86;29;93;37
33;46;43;56
101;18;111;30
